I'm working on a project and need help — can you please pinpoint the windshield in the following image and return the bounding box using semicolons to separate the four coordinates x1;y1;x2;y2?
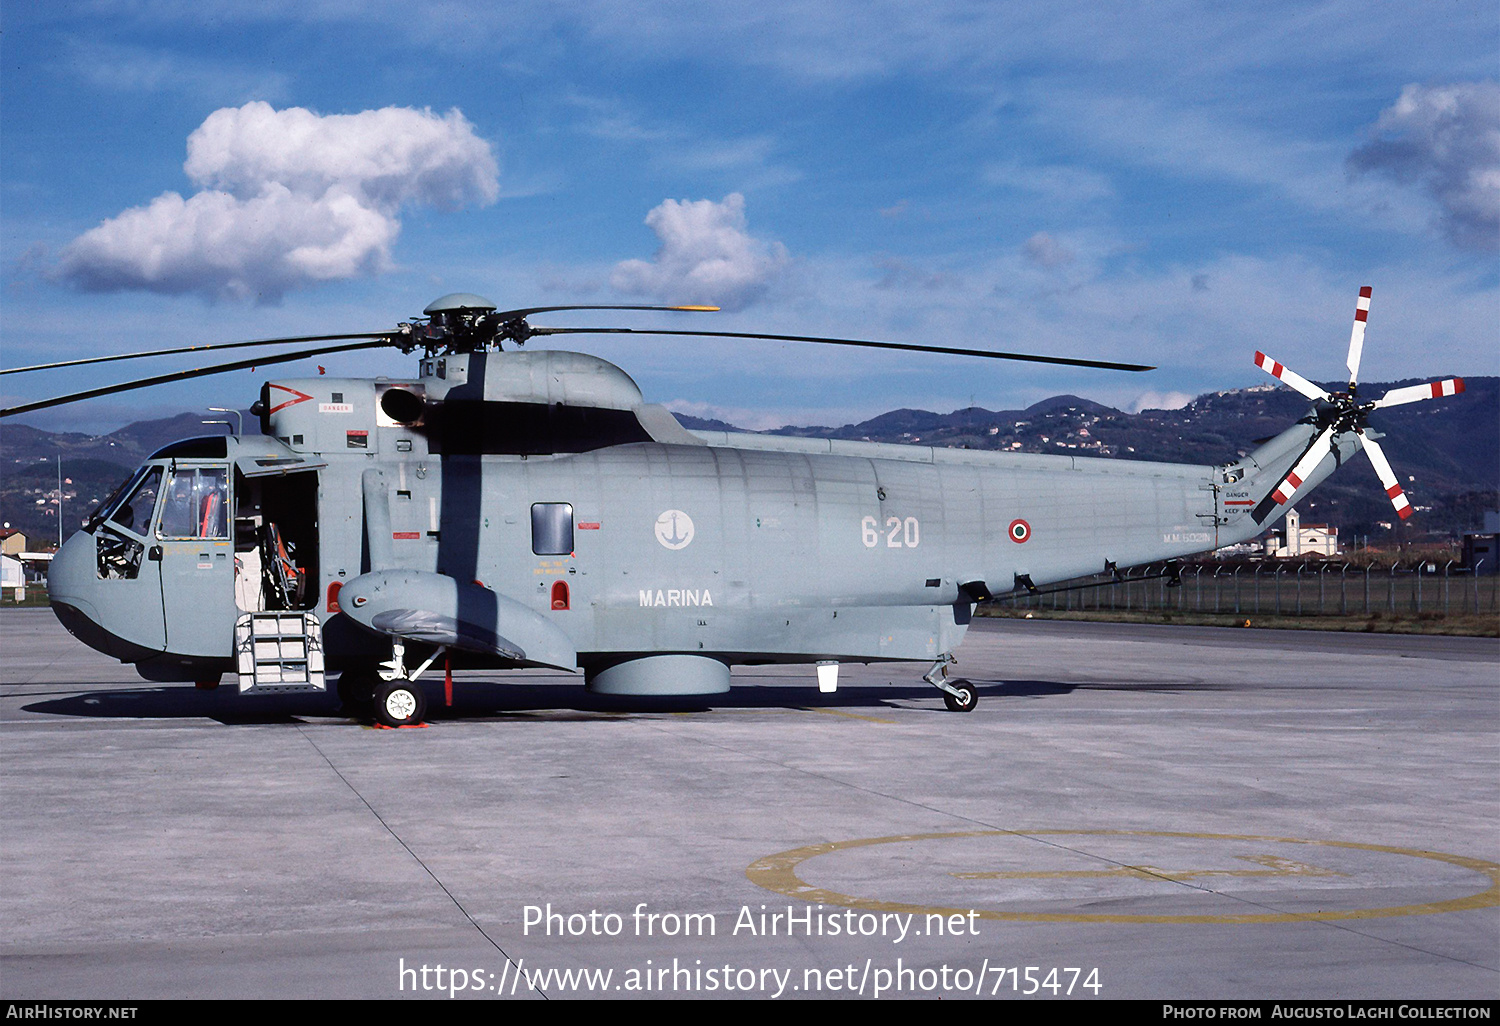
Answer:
100;466;163;536
88;466;149;530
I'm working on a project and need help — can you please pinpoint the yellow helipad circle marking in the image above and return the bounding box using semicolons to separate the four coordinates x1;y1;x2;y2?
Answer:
745;829;1500;924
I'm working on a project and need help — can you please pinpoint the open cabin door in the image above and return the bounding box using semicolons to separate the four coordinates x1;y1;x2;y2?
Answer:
232;451;326;614
226;450;330;692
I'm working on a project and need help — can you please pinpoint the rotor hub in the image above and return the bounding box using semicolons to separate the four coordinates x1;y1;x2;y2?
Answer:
1315;388;1379;437
412;294;505;355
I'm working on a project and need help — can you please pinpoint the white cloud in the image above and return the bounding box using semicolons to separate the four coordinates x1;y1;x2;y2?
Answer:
611;193;789;310
1348;81;1500;251
56;102;498;301
1022;232;1076;269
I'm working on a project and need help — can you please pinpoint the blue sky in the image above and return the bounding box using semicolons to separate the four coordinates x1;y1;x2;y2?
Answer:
3;1;1496;434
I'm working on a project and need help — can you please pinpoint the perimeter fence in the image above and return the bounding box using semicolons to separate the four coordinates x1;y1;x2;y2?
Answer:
994;559;1497;619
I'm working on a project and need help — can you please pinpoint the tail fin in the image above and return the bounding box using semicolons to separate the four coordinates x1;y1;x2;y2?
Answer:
1237;415;1335;527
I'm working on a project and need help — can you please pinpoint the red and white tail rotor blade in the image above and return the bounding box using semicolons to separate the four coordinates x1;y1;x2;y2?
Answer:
1356;429;1413;520
1346;286;1371;387
1254;351;1332;402
1373;377;1466;409
1268;425;1337;507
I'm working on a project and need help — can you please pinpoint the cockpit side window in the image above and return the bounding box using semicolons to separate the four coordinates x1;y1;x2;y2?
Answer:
159;468;230;540
108;467;163;536
95;466;162;580
89;467;144;530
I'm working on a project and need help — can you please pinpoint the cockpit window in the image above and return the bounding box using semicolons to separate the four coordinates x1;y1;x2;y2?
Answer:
158;468;229;539
105;467;163;536
89;466;143;529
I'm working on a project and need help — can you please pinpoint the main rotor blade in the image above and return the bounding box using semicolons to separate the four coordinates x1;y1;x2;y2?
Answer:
0;339;392;419
1;332;391;376
1372;377;1465;409
494;304;720;319
1346;286;1371;388
1253;351;1331;402
1357;428;1413;520
530;327;1155;372
1251;424;1336;524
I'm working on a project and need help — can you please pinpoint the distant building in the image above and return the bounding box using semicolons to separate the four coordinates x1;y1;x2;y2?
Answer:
1464;531;1498;575
1;554;24;599
1460;512;1500;575
1212;541;1261;558
0;529;27;556
1265;507;1339;558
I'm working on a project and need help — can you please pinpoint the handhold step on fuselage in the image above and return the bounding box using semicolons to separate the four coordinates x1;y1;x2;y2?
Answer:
234;612;327;693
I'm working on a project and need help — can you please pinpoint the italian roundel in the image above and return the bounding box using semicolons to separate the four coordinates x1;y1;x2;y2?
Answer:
1008;518;1031;543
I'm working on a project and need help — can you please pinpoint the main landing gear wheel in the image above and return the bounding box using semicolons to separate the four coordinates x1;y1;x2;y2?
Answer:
942;679;978;712
373;678;428;728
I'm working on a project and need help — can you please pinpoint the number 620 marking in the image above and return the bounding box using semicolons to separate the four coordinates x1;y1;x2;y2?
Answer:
862;515;919;548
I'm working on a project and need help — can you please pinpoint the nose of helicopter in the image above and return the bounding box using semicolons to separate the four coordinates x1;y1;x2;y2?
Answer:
48;529;100;625
47;529;159;662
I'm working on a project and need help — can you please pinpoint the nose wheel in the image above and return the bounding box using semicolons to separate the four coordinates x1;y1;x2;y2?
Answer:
942;679;978;712
924;656;978;712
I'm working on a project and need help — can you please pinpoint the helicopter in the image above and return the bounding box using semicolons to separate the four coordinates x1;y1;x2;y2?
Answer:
0;288;1463;727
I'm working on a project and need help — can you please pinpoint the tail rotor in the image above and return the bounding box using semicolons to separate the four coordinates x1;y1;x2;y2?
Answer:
1249;287;1464;524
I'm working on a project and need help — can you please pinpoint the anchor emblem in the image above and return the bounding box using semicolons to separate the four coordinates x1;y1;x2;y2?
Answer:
654;509;695;550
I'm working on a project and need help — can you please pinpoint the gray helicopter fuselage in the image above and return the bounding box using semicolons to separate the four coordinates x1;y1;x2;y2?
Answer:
48;349;1350;686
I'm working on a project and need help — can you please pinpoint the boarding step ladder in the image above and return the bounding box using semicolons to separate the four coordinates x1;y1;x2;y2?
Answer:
234;612;326;693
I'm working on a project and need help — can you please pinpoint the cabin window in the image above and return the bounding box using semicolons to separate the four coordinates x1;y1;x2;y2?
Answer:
531;503;574;555
158;468;230;540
